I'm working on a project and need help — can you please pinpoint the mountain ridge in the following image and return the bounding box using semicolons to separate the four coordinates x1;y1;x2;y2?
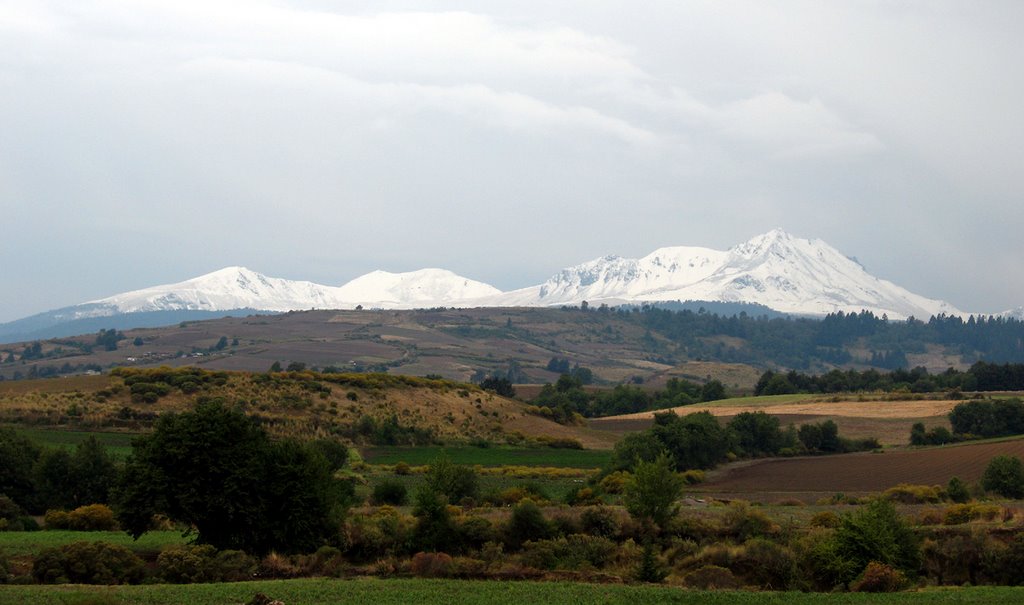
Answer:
0;230;990;343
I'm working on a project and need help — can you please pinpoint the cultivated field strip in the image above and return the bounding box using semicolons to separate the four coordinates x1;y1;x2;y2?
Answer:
702;437;1024;494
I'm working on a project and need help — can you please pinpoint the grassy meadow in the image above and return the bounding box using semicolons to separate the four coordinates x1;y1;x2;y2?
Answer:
1;579;1022;605
361;445;612;468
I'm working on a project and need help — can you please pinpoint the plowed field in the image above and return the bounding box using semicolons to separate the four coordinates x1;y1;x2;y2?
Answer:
701;437;1024;496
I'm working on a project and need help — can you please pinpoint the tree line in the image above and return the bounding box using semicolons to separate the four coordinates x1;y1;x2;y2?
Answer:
754;361;1024;396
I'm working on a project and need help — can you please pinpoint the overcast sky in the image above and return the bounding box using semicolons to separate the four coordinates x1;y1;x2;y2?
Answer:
2;1;1022;322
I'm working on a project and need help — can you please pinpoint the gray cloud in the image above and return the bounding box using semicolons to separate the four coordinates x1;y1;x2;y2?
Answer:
1;1;1021;322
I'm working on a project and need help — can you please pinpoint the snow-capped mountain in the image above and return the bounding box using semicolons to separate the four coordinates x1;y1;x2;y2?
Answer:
1000;307;1024;321
477;230;962;319
0;229;976;343
85;266;347;316
86;266;500;315
333;269;501;308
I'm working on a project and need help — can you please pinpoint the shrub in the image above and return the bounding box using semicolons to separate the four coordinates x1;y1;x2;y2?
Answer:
943;503;1001;525
393;461;412;476
371;481;408;506
456;516;496;551
851;561;907;592
883;484;942;504
519;534;617;571
210;549;257;581
683;564;740;589
921;532;990;586
504;499;551;551
68;504;118;531
412;488;458;553
982;531;1024;585
580;506;620;539
44;509;71;530
257;552;301;578
947;476;971;503
157;544;218;583
426;455;479;503
33;541;146;585
410;551;453;577
599;471;630;494
809;511;841;528
812;499;920;589
720;501;778;540
680;470;705;485
982;455;1024;499
634;540;667;583
728;538;797;590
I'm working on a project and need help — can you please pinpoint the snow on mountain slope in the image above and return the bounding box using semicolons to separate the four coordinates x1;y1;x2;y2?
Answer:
88;267;348;315
333;268;501;307
639;230;963;319
83;266;503;316
494;229;963;319
7;230;974;332
527;246;728;303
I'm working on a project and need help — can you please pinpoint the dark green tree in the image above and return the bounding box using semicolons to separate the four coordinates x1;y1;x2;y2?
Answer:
411;487;456;552
624;453;683;534
728;411;784;456
425;454;478;504
116;399;343;554
981;455;1024;499
0;428;42;511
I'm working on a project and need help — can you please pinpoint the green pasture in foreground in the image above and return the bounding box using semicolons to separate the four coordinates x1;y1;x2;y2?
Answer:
0;530;185;557
10;426;139;459
0;578;1020;605
361;446;612;468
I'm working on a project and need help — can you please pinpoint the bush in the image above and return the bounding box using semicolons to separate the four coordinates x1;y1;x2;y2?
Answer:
947;476;971;503
43;509;71;530
410;551;453;577
598;471;630;494
981;455;1024;499
810;511;841;529
943;503;1001;525
634;540;668;583
683;564;740;589
811;499;919;589
580;506;620;539
851;561;907;592
157;544;218;583
393;461;412;476
371;481;408;506
426;455;479;503
504;500;551;551
68;504;118;531
210;549;257;581
33;541;146;584
456;516;496;551
883;484;943;504
720;501;778;540
519;534;617;570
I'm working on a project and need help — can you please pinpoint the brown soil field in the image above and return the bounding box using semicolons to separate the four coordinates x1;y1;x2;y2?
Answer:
700;437;1024;498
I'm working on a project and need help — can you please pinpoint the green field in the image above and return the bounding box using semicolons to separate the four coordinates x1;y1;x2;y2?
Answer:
0;578;1019;605
10;426;139;459
0;530;185;557
358;470;588;504
361;446;612;468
